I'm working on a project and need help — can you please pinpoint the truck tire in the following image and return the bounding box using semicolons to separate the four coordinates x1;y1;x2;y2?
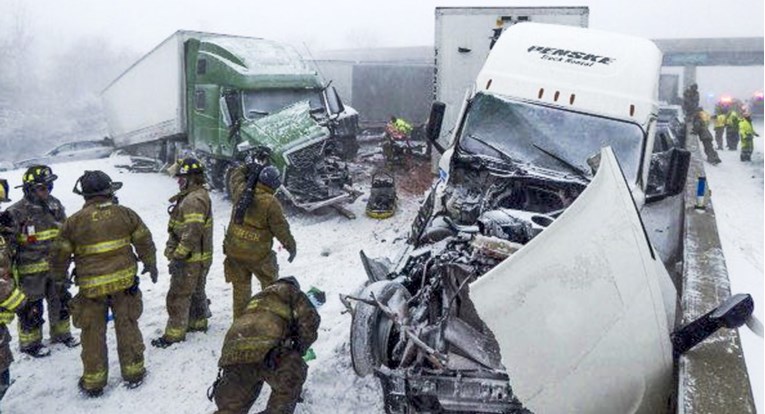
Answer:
350;281;410;377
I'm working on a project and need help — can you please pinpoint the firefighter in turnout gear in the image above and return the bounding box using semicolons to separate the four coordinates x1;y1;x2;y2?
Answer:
0;178;27;401
726;109;741;150
224;164;296;320
52;170;158;397
152;158;213;348
692;108;721;164
7;165;77;357
211;276;320;414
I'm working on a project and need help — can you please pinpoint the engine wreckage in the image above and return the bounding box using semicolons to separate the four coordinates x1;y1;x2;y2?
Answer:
345;146;594;413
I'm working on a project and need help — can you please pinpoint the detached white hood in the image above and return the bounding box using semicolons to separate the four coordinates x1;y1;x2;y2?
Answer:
471;148;676;413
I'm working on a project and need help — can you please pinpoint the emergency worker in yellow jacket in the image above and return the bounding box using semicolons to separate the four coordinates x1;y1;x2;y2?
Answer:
52;171;158;397
0;178;27;401
152;158;213;348
224;165;296;319
726;110;741;150
7;165;77;357
714;113;726;150
211;276;320;414
739;115;759;162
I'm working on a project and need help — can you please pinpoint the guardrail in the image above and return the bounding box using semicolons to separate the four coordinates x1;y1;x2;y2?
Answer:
677;130;756;413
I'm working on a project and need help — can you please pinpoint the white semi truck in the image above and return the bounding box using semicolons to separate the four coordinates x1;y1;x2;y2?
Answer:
347;23;751;413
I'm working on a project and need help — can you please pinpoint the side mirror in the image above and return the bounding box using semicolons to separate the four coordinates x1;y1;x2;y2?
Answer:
326;86;345;115
426;101;447;154
645;147;691;203
671;293;755;357
665;147;691;196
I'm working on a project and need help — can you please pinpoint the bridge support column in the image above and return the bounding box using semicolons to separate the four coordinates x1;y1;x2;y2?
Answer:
683;65;697;88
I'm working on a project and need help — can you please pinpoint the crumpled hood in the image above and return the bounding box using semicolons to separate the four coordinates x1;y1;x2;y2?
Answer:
239;101;330;155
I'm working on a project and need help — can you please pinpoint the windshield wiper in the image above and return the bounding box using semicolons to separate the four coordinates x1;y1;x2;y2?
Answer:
466;134;517;164
532;143;592;183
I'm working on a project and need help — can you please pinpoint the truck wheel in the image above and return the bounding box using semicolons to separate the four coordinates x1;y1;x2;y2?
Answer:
350;281;410;377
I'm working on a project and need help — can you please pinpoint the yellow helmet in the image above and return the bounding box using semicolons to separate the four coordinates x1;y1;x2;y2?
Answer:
0;178;10;203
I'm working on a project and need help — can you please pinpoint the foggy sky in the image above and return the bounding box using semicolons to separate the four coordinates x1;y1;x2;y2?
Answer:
3;0;764;99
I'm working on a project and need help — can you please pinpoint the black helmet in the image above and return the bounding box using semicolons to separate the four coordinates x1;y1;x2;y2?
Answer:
0;179;10;203
73;170;123;198
275;276;301;290
258;165;281;190
175;158;205;177
20;165;57;189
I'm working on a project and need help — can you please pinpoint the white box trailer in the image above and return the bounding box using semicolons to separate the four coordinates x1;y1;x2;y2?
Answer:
435;7;589;145
101;31;192;148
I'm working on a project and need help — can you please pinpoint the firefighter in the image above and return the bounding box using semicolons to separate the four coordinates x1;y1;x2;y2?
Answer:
224;164;296;319
51;170;157;396
0;178;27;401
739;114;759;162
7;165;77;357
713;112;727;150
210;276;320;414
152;158;213;348
683;84;700;118
692;108;721;164
726;109;741;150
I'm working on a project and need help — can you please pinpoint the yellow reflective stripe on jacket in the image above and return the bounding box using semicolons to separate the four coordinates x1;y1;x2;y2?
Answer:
78;266;136;289
0;311;13;325
17;229;60;244
245;298;293;322
17;261;50;275
229;225;261;242
186;251;213;263
169;216;212;229
75;237;131;256
0;288;25;311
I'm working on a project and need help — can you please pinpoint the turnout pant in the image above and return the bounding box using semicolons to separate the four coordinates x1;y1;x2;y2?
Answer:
714;127;725;149
224;252;279;320
727;128;740;150
214;351;307;414
740;134;754;161
163;262;211;342
70;290;145;391
699;130;720;163
17;273;72;349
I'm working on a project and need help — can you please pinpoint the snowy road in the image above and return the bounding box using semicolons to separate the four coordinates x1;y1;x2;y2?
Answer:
704;120;764;413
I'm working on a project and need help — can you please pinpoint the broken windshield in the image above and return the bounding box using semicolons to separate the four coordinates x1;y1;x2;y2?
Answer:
458;92;645;183
242;89;324;121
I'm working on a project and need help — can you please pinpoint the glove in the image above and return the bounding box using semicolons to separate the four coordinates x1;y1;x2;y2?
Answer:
126;276;140;295
288;247;297;263
142;264;158;284
168;260;184;277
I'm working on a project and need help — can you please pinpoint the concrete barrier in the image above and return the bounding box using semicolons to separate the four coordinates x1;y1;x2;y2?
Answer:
677;131;756;413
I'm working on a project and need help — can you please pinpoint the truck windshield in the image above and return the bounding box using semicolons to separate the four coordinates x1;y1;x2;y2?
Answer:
242;89;324;121
458;92;645;183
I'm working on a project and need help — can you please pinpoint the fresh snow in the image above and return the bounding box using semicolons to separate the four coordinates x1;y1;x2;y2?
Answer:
0;155;420;413
0;128;762;413
703;120;764;413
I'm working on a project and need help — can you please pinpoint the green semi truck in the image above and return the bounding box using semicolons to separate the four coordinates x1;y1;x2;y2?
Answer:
101;30;360;212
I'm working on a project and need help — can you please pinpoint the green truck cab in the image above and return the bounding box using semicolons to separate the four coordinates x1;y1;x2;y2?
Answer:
102;30;360;212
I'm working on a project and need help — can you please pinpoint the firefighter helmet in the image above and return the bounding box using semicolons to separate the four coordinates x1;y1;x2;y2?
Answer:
258;165;281;190
21;165;57;189
73;170;123;198
175;158;205;177
0;179;10;203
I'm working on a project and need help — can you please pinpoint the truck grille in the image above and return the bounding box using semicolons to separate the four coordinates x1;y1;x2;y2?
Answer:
286;140;325;170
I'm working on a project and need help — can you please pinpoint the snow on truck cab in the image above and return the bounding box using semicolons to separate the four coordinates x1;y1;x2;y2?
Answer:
343;23;736;414
101;31;360;214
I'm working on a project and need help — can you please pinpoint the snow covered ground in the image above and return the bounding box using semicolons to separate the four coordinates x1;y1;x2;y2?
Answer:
0;134;762;413
0;155;420;413
704;120;764;412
